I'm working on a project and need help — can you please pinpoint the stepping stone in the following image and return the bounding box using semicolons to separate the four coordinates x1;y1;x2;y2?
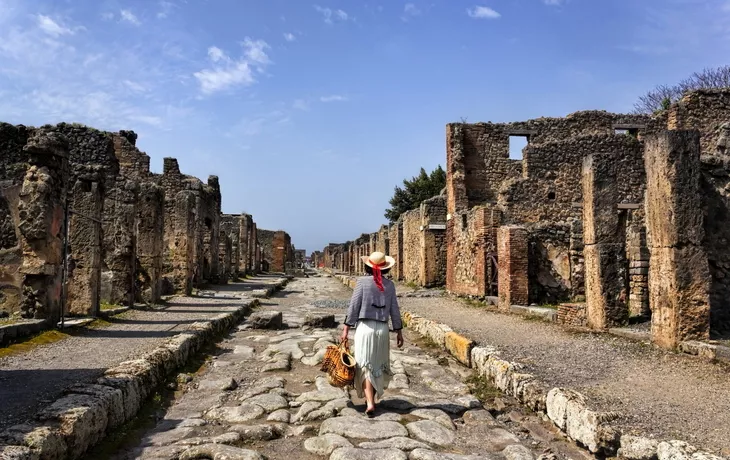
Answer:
409;448;492;460
204;404;265;423
248;311;283;329
304;433;353;456
178;444;264;460
330;447;408;460
359;436;430;451
319;416;408;440
304;312;336;328
406;420;456;447
245;393;289;412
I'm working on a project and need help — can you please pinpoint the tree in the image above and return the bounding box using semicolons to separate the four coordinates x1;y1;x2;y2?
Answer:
633;65;730;114
384;165;446;223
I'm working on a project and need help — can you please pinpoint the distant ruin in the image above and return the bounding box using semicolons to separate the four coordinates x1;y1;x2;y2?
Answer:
320;88;730;349
0;123;295;327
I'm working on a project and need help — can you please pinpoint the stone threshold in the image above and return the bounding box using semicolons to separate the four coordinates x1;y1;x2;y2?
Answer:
330;273;725;460
0;277;290;460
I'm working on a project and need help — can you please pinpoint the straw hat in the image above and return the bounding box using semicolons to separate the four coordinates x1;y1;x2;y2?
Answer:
361;251;396;270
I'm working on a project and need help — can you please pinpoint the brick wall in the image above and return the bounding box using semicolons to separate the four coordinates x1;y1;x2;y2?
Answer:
498;226;529;309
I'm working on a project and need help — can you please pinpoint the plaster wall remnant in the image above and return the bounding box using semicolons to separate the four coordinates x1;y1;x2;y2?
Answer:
645;131;711;348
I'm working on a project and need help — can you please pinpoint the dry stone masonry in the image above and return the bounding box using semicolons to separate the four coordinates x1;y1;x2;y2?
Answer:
320;88;730;350
0;122;298;331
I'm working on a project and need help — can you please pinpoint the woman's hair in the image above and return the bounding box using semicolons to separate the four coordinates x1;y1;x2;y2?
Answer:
365;265;391;275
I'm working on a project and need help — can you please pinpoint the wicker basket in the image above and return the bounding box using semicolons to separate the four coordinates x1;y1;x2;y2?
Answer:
321;341;355;388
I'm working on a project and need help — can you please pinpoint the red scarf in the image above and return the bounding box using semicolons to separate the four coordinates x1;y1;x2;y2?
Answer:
370;260;386;292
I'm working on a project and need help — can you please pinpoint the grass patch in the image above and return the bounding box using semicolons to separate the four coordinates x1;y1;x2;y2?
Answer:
100;303;124;311
539;304;559;310
405;281;419;290
465;372;502;402
463;298;488;309
0;330;69;359
86;318;113;329
0;318;19;326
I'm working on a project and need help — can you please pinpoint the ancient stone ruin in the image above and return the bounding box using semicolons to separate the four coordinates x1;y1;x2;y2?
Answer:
320;88;730;349
0;122;296;327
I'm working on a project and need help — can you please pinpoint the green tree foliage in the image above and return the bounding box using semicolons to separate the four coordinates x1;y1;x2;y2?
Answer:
384;165;446;223
633;65;730;114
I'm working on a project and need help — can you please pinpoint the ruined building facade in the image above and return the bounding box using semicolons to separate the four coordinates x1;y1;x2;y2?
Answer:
0;122;287;325
321;89;730;350
257;229;294;273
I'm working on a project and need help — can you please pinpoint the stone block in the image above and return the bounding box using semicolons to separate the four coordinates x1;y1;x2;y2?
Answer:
644;131;705;248
584;244;629;329
546;388;619;455
649;246;710;348
582;154;620;245
444;331;474;367
248;311;283;330
304;313;336;328
36;394;109;459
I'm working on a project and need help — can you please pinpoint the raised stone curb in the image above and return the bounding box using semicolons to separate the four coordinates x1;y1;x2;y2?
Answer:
97;306;131;319
332;273;727;460
0;278;289;460
0;319;49;346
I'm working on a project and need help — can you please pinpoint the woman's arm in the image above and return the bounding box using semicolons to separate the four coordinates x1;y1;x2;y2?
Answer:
341;278;363;341
389;287;404;348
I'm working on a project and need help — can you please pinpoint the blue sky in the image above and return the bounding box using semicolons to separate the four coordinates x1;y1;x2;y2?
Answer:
1;0;728;253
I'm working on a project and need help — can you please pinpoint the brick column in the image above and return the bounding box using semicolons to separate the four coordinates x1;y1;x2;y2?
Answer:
582;154;629;329
645;131;710;349
497;226;529;310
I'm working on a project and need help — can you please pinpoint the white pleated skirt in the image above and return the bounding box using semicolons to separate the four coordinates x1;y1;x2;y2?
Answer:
353;319;392;399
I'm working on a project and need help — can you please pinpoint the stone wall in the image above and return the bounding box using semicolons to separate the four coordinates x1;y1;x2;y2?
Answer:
401;208;422;284
257;229;275;272
420;195;447;287
376;225;389;255
272;230;292;273
498;226;529;309
388;222;403;281
136;182;164;303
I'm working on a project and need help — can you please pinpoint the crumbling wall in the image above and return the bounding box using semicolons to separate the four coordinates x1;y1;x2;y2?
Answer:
389;221;403;281
258;229;275;272
136;182;164;303
667;89;730;153
272;230;292;273
376;225;389;255
420;195;447;287
446;205;501;297
402;209;422;284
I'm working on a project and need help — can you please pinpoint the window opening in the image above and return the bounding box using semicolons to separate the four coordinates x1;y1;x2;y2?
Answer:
508;136;528;160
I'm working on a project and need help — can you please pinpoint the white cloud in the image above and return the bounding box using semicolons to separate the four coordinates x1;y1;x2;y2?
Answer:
123;80;149;92
543;0;564;5
467;6;501;19
283;32;296;42
120;9;141;25
320;95;348;102
228;110;290;138
293;99;309;110
194;39;271;96
314;5;349;24
403;3;421;18
101;12;115;21
36;15;74;37
157;1;175;18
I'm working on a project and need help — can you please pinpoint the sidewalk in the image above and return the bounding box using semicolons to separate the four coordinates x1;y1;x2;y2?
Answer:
397;291;730;456
0;275;285;431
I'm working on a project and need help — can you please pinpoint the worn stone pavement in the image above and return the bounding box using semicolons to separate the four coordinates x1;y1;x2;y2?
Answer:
0;275;286;432
397;289;730;456
106;275;590;460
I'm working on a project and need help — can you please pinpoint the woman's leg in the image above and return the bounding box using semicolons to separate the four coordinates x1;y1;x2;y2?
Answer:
364;378;375;411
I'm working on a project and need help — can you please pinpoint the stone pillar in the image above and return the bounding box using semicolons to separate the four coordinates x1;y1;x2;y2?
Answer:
66;180;103;316
420;196;447;287
170;190;196;295
136;182;164;304
645;131;711;348
101;178;139;307
627;214;650;318
17;130;69;321
582;154;629;329
497;226;529;310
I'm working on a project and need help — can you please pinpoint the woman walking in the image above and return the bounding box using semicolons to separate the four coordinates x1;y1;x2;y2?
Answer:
341;251;403;417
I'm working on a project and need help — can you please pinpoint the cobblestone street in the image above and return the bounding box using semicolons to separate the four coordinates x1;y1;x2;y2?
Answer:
104;275;587;460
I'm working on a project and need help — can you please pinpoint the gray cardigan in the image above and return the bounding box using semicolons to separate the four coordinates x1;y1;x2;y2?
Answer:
344;276;403;330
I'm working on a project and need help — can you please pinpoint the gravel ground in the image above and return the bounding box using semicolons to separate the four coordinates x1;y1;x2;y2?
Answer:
0;276;285;431
398;293;730;456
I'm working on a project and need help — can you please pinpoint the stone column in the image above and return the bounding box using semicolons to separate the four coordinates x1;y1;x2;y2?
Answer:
17;130;69;321
644;130;711;349
66;180;103;316
101;178;139;307
171;190;196;295
582;154;629;329
497;226;529;310
136;182;164;304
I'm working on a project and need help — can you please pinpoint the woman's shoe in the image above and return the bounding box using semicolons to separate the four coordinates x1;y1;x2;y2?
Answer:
365;406;375;418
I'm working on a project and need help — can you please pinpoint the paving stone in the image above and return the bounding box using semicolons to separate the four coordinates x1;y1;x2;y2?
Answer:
359;436;431;451
234;345;256;359
292;401;321;423
204;403;265;423
267;409;291;423
501;445;535;460
263;340;305;360
406;420;456;447
303;312;336;328
319;416;408;440
245;393;289;413
239;377;286;400
409;448;496;460
177;432;241;446
303;433;353;456
302;348;327;366
178;418;207;427
481;428;522;451
411;409;455;430
387;373;410;390
248;311;283;329
262;352;292;372
179;443;264;460
462;409;499;426
228;423;285;441
330;447;408;460
618;436;659;460
421;368;470;395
